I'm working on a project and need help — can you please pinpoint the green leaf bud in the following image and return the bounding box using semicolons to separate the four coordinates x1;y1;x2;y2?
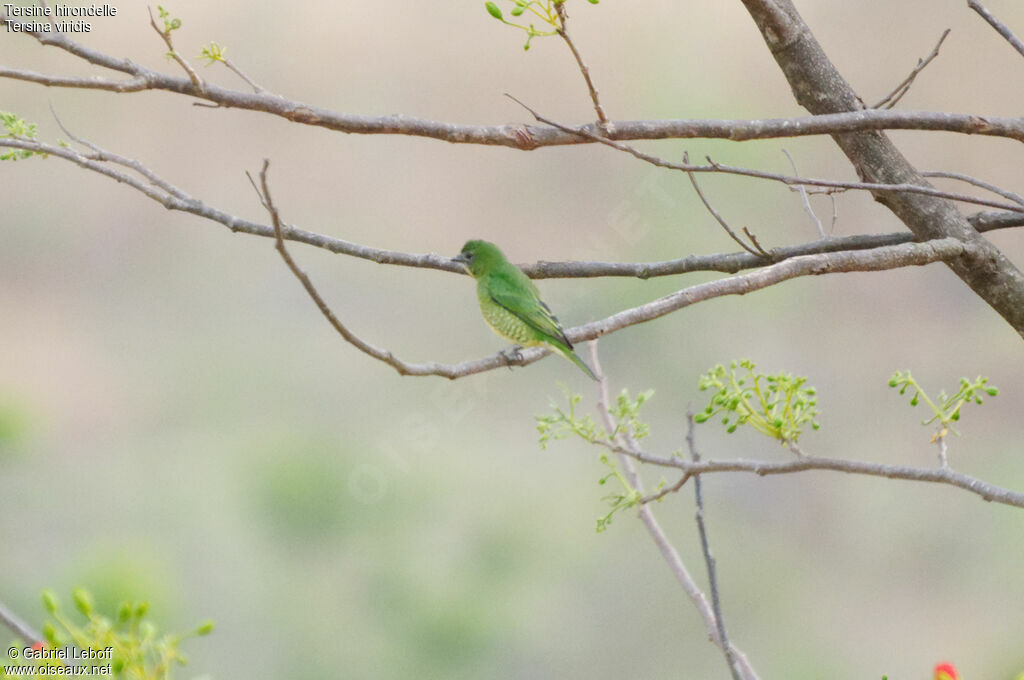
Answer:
485;2;503;19
41;590;59;614
72;588;93;617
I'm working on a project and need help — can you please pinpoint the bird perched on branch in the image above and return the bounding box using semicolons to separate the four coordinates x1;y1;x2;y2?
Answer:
452;239;597;380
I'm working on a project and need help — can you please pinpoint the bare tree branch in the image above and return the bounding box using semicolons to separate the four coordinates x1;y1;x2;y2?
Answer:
5;134;1014;284
606;441;1024;509
4;17;1024;148
589;344;760;680
781;148;826;238
922;170;1024;207
555;3;609;128
683;151;767;256
0;599;41;646
218;56;265;94
255;160;475;378
968;0;1024;59
0;135;985;379
739;0;1024;338
256;177;975;378
872;29;951;109
686;411;742;680
508;98;1024;215
146;5;204;90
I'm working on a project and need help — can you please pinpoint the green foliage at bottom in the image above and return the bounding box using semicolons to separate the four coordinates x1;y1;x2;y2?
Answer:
2;589;212;680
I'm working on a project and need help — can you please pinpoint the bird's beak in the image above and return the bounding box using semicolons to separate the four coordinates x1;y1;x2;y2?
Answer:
452;253;469;269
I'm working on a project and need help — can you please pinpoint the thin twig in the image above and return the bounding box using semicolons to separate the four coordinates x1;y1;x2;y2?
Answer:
147;6;204;91
936;433;949;468
687;411;741;680
872;29;951;109
922;170;1024;206
222;57;265;94
640;473;691;504
555;3;609;129
683;151;766;257
589;343;760;680
781;149;825;238
0;599;41;646
968;0;1024;59
255;161;442;377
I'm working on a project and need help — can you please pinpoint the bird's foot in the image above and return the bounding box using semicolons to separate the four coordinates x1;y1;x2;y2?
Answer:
500;345;524;369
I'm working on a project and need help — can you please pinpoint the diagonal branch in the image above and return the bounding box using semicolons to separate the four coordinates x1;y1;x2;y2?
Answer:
872;29;951;109
146;6;204;90
555;2;609;128
739;0;1024;339
683;151;768;256
781;148;826;238
252;162;979;379
254;160;455;377
589;344;760;680
252;180;975;378
0;599;41;646
686;411;743;680
968;0;1024;59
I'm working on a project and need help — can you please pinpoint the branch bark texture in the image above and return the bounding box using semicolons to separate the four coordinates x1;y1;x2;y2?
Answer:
740;0;1024;337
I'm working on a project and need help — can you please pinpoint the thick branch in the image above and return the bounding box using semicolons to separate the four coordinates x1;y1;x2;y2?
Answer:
740;0;1024;338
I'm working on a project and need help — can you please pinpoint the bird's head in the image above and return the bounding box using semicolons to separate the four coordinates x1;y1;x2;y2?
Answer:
452;239;506;277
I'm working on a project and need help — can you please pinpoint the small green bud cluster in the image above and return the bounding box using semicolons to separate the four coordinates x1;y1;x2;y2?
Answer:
695;359;819;444
8;589;214;680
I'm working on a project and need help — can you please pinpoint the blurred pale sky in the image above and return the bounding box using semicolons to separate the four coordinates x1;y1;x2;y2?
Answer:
2;2;1024;678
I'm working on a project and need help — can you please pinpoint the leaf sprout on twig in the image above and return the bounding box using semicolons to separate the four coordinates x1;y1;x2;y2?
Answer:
888;370;998;437
484;0;598;50
695;359;820;446
537;384;659;531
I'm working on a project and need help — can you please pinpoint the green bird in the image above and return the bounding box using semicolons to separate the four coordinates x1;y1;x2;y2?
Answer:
452;240;597;381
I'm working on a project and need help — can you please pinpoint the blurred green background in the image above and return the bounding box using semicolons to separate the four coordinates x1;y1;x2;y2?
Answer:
3;1;1024;678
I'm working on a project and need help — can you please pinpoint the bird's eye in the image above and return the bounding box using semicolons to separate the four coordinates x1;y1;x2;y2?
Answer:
464;252;474;260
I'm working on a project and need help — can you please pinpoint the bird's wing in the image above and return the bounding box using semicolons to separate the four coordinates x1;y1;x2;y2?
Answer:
487;268;573;348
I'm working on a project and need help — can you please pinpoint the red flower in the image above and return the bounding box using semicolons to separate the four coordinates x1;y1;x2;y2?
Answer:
934;662;960;680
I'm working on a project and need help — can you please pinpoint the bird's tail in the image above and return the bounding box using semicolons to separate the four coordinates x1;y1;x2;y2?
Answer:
551;342;598;381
